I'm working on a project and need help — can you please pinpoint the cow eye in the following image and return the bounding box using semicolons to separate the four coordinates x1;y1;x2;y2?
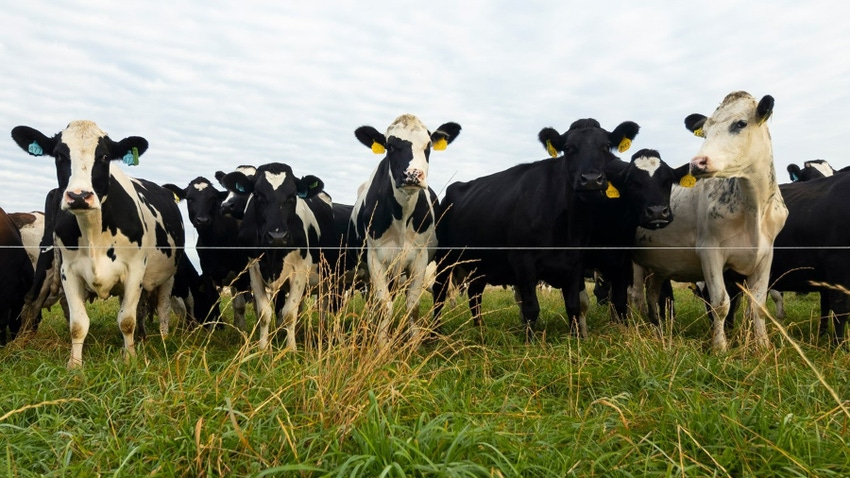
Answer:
733;120;748;131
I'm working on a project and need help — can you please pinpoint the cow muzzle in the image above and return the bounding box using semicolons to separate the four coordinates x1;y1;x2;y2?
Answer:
690;156;713;177
642;205;672;229
577;172;607;191
64;190;95;210
401;169;426;188
265;230;291;247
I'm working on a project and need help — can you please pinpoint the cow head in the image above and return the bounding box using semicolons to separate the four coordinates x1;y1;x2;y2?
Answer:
12;121;148;213
164;177;228;231
355;114;461;193
215;165;256;219
608;149;694;229
220;162;324;248
787;159;834;182
538;119;640;199
686;92;774;178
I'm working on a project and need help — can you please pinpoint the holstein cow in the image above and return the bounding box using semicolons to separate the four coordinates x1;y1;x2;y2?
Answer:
433;118;639;338
0;206;34;345
11;121;184;367
164;177;252;329
577;148;694;329
219;162;335;350
633;92;787;352
351;114;461;344
216;165;256;219
787;159;840;182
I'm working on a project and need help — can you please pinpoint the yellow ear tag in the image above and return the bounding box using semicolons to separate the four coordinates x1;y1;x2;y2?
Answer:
605;183;620;198
545;140;558;158
371;141;385;154
173;193;181;204
693;127;704;138
679;174;696;188
433;138;448;151
618;138;631;153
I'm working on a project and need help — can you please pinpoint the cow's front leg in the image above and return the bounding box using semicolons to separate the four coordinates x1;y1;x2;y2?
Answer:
744;258;772;350
367;253;393;346
249;264;274;350
155;276;175;337
700;255;732;352
280;268;309;352
117;273;146;362
62;271;90;368
404;262;429;342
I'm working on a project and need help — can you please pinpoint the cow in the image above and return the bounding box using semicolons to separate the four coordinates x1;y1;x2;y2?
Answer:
577;148;693;330
215;165;256;219
433;118;639;338
164;177;252;330
787;159;838;182
632;92;787;352
11;120;185;367
0;206;34;345
351;114;461;344
219;162;335;350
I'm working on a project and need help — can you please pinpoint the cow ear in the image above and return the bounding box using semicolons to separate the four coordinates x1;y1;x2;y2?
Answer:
11;126;56;157
787;164;801;182
221;172;253;194
355;126;386;154
757;95;774;125
111;136;148;166
215;170;226;183
431;122;461;151
538;127;562;158
684;114;707;137
609;121;640;153
673;164;697;188
162;183;186;202
297;175;324;198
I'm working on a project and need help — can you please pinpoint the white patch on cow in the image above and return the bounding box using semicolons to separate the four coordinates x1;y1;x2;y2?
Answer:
264;170;287;191
193;181;210;191
805;160;834;177
634;155;661;177
295;197;322;241
236;165;256;176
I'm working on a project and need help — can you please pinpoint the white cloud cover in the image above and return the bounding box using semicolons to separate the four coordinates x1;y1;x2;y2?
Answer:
1;1;848;261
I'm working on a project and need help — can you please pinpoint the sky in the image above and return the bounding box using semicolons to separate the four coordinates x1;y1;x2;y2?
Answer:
2;1;849;263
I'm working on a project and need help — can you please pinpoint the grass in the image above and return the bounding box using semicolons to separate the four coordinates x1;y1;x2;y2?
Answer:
1;283;849;477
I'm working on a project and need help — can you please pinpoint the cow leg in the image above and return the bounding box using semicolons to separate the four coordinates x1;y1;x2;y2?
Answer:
249;264;274;350
769;289;785;321
115;274;147;363
743;259;772;351
644;272;664;326
817;292;832;342
233;293;247;331
280;273;308;352
467;278;486;327
155;276;176;337
515;282;540;341
61;272;92;368
404;265;428;342
577;288;589;338
826;290;849;347
367;254;394;346
610;276;629;323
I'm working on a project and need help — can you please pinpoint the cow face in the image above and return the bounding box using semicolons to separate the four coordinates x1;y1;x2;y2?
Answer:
787;160;834;182
164;177;228;231
538;119;640;197
221;163;324;248
355;115;461;193
610;149;693;229
12;121;148;212
686;92;774;178
216;165;256;219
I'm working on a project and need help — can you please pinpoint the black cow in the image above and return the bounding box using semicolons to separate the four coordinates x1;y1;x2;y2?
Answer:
787;159;844;182
0;206;34;345
351;114;461;345
164;177;252;330
577;148;692;330
215;165;256;220
433;118;639;338
12;121;184;368
219;162;336;350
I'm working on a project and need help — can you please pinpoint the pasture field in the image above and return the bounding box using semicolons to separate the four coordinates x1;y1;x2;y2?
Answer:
1;284;849;477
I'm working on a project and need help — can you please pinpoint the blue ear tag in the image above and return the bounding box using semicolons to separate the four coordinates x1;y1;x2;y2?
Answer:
235;184;246;193
122;147;139;166
28;141;43;156
297;191;308;198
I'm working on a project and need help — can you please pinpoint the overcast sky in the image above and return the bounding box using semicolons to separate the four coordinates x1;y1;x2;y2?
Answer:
2;1;848;260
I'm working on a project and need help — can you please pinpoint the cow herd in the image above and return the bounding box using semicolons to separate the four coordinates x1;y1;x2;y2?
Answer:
0;90;848;368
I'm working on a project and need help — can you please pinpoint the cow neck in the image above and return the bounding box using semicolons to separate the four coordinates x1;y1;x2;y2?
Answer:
737;161;784;218
71;207;109;258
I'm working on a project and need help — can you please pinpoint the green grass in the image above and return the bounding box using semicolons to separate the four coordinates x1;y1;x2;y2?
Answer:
1;284;849;477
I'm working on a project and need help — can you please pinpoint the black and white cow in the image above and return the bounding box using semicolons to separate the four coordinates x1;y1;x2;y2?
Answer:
215;165;256;219
220;162;335;350
433;118;639;338
787;159;839;182
0;206;33;345
164;177;252;329
633;92;787;352
12;121;184;367
351;114;461;344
